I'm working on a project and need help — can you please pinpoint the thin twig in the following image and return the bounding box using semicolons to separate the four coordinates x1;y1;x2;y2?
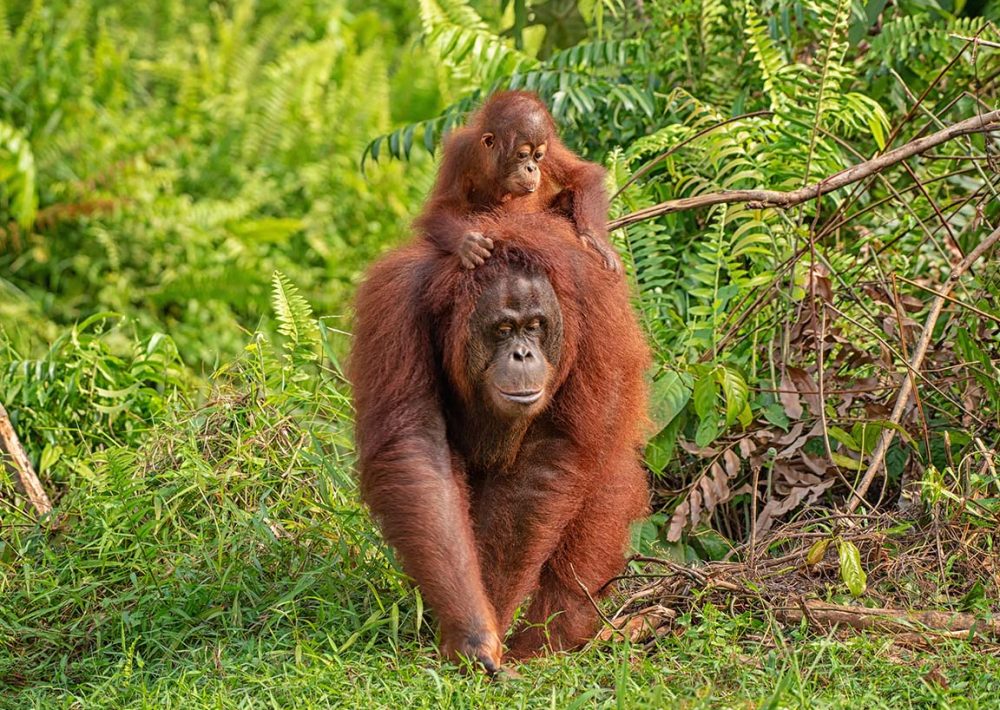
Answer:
570;563;627;643
950;34;1000;50
847;224;1000;512
894;274;1000;325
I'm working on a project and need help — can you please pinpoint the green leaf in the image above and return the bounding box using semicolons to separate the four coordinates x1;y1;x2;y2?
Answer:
414;588;424;636
648;370;692;430
716;366;749;426
884;521;914;536
402;124;415;159
763;402;790;431
868;113;886;149
837;539;867;597
959;580;987;612
645;411;685;475
737;402;753;429
806;538;831;566
693;371;718;419
831;452;865;471
695;416;719;448
690;528;731;561
828;426;860;451
39;444;63;475
424;121;437;154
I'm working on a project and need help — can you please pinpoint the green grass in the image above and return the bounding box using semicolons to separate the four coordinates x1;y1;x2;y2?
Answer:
6;611;1000;708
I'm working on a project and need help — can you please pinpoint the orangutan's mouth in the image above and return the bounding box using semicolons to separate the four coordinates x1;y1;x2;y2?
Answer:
498;389;543;404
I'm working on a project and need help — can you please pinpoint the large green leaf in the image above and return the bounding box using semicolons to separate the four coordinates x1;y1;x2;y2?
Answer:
649;370;692;430
837;539;867;597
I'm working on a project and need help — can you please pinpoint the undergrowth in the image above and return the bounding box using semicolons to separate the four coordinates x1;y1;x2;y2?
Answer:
4;280;1000;708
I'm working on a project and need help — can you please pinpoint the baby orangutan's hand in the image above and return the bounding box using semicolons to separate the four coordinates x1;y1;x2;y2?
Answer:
580;231;622;273
458;231;494;269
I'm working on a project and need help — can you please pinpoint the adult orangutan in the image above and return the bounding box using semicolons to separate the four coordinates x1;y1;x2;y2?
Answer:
349;211;649;673
415;90;621;273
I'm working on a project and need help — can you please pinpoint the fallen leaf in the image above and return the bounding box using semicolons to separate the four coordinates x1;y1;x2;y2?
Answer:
787;367;822;416
780;371;804;420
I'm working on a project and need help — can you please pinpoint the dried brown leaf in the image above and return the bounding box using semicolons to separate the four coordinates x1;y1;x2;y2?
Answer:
723;449;741;478
780;371;804;420
799;451;830;476
700;473;718;511
667;459;741;542
775;421;806;447
755;479;835;533
678;441;719;457
688;485;703;528
777;421;824;459
787;367;822;416
667;500;688;542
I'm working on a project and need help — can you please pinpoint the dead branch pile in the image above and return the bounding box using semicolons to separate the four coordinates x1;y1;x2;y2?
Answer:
599;514;1000;651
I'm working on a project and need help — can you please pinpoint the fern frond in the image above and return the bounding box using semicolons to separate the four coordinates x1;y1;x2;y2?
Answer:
271;271;319;362
743;2;787;112
365;7;658;165
699;0;727;54
418;0;536;84
0;0;9;45
869;15;990;66
805;0;853;120
799;0;853;183
0;121;38;228
547;38;648;70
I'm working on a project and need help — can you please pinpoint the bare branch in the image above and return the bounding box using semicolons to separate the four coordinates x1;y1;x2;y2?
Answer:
949;34;1000;50
608;109;1000;231
0;403;52;517
778;598;1000;638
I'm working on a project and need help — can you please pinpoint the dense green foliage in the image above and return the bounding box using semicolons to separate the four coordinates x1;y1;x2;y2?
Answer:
0;0;441;366
2;0;1000;706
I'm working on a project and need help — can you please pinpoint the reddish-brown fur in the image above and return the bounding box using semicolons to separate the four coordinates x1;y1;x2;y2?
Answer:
350;211;649;669
415;91;617;270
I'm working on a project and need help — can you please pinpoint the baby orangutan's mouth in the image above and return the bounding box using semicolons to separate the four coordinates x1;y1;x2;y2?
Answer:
508;178;539;195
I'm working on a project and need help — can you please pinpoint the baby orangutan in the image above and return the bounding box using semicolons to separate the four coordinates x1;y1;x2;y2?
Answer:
415;91;620;273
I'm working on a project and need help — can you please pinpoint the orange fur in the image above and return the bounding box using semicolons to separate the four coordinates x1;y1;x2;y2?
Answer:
415;91;612;263
350;211;649;665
